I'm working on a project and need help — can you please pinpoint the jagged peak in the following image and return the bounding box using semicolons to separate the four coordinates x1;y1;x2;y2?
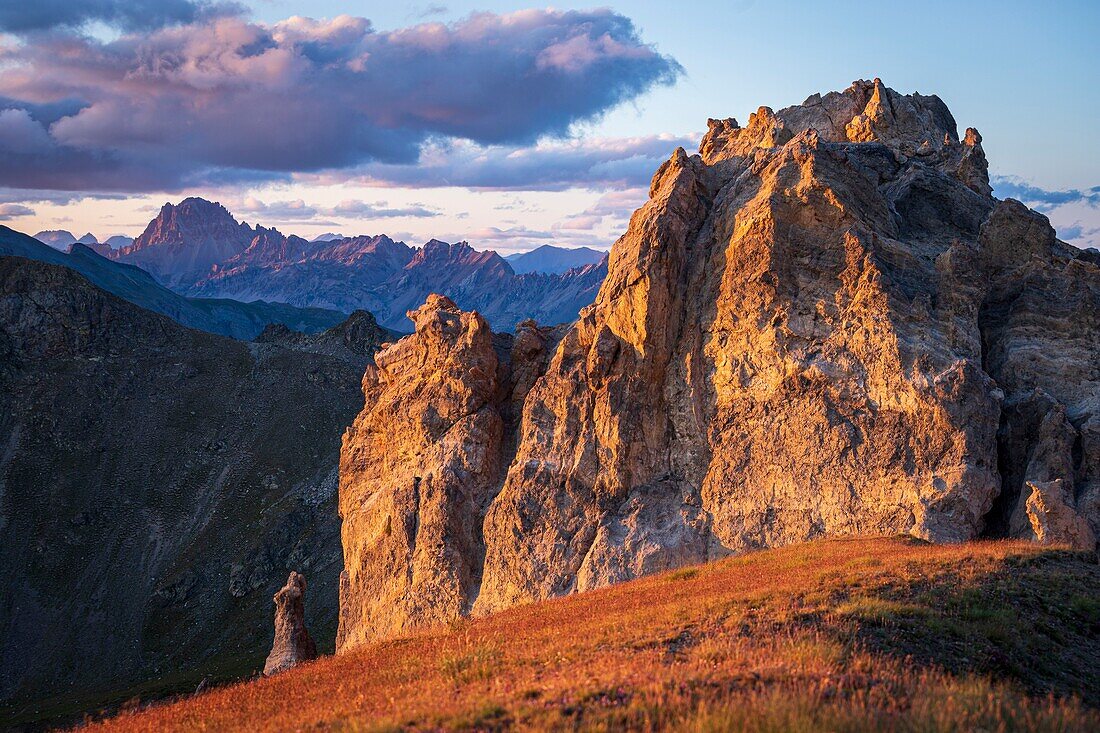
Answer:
696;79;990;194
700;79;969;163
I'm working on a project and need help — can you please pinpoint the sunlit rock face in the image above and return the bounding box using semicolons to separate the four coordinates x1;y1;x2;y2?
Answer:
338;80;1100;645
337;296;507;650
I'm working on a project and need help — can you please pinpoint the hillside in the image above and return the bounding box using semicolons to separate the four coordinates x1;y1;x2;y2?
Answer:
73;537;1098;732
0;257;388;724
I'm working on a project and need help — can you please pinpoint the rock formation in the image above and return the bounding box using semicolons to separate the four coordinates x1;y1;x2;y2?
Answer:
337;79;1099;650
112;197;255;286
337;295;507;648
255;310;398;372
0;256;386;710
263;572;318;676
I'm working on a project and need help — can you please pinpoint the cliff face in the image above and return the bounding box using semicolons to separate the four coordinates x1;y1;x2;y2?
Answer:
337;296;507;648
337;80;1100;647
0;257;386;709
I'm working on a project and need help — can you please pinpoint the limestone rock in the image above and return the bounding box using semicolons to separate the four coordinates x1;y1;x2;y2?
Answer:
263;572;318;676
1025;481;1097;551
336;295;507;651
338;80;1100;647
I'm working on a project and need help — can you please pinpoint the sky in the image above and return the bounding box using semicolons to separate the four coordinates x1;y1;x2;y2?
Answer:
0;0;1097;252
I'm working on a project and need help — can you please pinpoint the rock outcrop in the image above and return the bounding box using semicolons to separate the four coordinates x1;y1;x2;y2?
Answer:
1024;481;1096;551
0;257;386;711
338;80;1099;648
337;295;507;648
255;310;398;372
263;572;318;676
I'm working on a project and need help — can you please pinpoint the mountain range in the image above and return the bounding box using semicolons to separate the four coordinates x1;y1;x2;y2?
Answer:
97;198;607;331
0;228;347;339
32;230;134;254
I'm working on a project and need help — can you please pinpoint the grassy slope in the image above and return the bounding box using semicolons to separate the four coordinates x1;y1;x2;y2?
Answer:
80;537;1099;732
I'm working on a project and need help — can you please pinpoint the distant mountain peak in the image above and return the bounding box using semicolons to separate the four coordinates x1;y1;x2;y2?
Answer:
113;197;256;285
32;229;77;250
506;243;608;274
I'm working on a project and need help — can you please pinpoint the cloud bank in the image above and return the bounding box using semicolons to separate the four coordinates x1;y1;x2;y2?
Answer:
307;134;697;191
0;0;243;33
0;9;682;192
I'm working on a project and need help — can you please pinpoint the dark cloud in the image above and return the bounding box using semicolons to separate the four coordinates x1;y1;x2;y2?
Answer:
0;0;244;33
0;188;128;205
0;10;682;193
414;5;449;19
0;203;34;220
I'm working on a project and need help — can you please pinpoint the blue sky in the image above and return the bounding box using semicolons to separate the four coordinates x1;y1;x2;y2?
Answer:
262;0;1098;188
1;0;1097;250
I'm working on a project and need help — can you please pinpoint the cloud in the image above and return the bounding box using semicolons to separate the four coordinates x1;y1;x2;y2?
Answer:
0;9;681;193
306;134;696;191
992;175;1100;249
231;196;318;221
0;0;244;33
0;202;34;220
229;195;442;223
332;200;440;218
456;224;610;253
0;188;128;205
413;5;448;19
553;188;647;230
991;176;1100;213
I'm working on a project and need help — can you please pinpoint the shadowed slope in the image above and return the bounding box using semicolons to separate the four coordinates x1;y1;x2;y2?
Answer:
0;257;387;725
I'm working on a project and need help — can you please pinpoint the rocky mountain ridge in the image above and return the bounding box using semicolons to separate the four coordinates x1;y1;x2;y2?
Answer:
336;79;1100;650
104;200;607;331
1;227;347;339
33;230;135;255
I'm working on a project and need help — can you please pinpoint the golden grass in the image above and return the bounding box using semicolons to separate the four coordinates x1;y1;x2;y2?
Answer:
76;537;1100;732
